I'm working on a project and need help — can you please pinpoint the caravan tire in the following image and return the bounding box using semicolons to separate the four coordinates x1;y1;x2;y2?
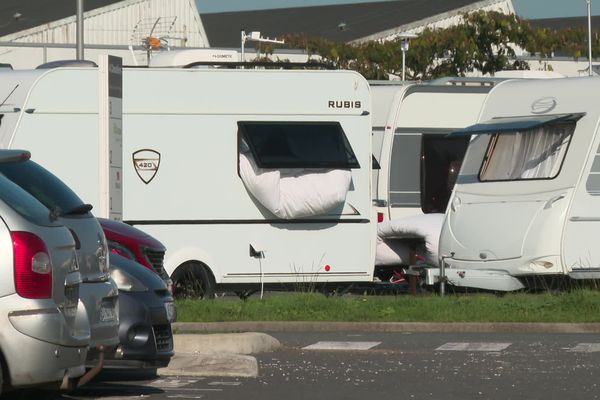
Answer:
172;262;216;300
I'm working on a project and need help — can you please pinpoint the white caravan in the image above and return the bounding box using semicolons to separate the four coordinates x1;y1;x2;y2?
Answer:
439;76;598;291
0;65;375;296
373;78;505;221
370;78;506;279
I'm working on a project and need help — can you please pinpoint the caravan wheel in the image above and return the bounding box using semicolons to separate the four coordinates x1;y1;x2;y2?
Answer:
172;262;216;299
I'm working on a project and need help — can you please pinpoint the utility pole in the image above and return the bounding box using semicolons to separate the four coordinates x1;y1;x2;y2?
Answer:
588;0;593;76
398;32;418;82
76;0;84;60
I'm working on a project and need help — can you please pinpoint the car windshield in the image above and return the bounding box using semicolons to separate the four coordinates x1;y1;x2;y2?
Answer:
0;174;56;226
0;159;89;216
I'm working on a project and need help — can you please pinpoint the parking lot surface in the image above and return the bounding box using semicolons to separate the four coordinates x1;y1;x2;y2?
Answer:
6;331;600;400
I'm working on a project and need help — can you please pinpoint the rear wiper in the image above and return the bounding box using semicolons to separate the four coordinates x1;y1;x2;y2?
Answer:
49;206;61;222
62;203;93;216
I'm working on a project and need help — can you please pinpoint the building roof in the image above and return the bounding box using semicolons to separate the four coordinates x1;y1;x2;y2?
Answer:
200;0;505;47
528;15;600;33
0;0;123;37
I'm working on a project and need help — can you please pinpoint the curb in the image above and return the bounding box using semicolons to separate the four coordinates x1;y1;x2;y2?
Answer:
158;353;258;378
173;321;600;334
173;332;282;354
158;332;280;378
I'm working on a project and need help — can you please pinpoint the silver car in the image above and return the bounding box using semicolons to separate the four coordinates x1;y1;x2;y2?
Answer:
0;151;120;366
0;151;90;394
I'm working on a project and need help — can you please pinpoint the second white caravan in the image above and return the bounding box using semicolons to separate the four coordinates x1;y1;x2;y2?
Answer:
373;78;506;221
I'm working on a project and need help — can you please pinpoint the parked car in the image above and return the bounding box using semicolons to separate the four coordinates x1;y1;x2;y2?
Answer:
0;151;90;394
98;217;171;291
0;150;120;367
106;253;175;368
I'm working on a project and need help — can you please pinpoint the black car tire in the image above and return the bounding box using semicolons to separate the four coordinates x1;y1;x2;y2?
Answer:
172;262;215;299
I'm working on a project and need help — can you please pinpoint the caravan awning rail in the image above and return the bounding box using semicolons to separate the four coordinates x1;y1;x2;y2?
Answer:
449;113;585;136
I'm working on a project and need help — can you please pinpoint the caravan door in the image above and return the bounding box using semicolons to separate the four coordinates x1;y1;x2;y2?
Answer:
563;121;600;277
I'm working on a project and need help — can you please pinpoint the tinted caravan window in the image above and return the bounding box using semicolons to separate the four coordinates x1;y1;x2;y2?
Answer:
238;122;360;169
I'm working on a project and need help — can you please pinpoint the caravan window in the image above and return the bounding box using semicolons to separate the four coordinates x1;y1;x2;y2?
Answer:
238;122;360;169
479;121;575;181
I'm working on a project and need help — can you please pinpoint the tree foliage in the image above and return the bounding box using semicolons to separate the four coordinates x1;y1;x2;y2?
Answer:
280;11;600;80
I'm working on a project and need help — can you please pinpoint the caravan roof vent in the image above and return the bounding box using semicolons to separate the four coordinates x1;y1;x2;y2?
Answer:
36;60;98;69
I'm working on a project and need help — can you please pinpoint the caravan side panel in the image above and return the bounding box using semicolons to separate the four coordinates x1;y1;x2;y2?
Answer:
123;69;374;284
8;69;102;208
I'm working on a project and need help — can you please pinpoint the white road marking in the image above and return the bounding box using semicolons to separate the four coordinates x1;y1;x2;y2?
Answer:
302;341;382;350
149;378;200;388
95;397;150;400
208;381;242;386
167;396;204;399
164;388;223;392
569;343;600;352
436;342;512;352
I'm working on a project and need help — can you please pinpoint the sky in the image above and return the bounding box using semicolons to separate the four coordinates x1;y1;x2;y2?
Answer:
196;0;600;19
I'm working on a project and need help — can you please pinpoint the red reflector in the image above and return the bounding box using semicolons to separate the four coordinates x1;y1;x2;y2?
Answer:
377;212;384;223
324;265;331;272
12;231;53;299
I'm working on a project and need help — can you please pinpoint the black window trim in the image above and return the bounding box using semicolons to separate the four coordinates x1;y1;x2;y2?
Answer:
238;121;361;169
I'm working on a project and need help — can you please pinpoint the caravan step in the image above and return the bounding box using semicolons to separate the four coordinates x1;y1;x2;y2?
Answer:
569;269;600;280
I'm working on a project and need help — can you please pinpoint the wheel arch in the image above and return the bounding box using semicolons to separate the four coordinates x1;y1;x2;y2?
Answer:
164;246;221;283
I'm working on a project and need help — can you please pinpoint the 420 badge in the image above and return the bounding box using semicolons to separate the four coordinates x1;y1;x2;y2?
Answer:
133;149;161;184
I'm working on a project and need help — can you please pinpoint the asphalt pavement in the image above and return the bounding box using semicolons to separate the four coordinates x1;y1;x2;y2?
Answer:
23;328;600;400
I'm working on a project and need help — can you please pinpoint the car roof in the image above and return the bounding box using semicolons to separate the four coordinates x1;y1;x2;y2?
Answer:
0;149;30;163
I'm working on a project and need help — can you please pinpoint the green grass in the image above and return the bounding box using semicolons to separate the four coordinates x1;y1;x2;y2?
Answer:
175;290;600;323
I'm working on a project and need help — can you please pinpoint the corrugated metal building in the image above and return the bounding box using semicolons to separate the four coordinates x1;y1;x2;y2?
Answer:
200;0;515;47
0;0;208;67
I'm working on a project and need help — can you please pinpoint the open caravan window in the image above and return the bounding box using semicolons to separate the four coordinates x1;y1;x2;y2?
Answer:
451;113;583;182
237;121;360;219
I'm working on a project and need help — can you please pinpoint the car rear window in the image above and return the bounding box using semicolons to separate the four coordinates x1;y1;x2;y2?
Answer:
0;174;56;226
0;160;88;216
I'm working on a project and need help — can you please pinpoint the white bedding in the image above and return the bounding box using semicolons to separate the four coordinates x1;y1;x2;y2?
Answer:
375;213;445;266
239;152;352;219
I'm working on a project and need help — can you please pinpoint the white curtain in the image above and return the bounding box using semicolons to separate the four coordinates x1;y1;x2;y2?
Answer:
480;122;574;181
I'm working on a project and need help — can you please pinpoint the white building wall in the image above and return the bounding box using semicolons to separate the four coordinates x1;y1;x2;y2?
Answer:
0;0;208;68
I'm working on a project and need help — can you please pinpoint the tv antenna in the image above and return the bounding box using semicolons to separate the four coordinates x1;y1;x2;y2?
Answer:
240;30;285;62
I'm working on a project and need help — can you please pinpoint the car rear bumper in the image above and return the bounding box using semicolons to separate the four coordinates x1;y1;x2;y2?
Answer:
1;310;87;388
80;280;120;349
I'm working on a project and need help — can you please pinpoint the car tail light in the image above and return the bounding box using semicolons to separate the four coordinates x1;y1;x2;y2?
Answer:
377;212;384;223
12;231;53;299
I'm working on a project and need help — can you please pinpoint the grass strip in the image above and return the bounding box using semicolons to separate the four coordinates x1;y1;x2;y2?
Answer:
175;290;600;323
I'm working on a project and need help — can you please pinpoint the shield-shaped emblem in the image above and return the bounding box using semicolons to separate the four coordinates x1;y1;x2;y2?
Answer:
132;149;161;184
